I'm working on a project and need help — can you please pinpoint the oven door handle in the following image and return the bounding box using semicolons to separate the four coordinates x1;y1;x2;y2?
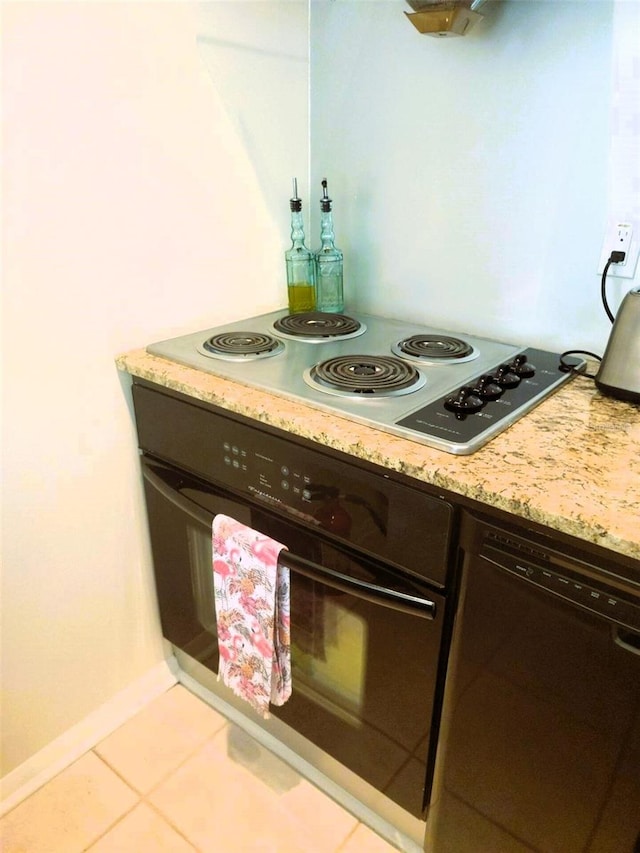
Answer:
142;462;436;621
280;552;437;620
142;464;215;527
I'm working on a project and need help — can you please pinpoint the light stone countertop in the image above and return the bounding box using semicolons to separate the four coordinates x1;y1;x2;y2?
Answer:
117;349;640;563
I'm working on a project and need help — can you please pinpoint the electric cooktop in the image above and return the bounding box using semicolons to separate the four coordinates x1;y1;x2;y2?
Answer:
147;309;583;455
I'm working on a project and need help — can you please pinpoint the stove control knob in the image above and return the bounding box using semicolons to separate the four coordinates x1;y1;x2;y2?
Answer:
492;364;521;388
510;353;536;378
473;374;504;401
302;488;319;501
444;386;485;415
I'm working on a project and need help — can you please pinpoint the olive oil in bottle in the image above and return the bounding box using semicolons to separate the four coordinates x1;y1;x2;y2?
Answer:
287;282;316;313
285;179;316;313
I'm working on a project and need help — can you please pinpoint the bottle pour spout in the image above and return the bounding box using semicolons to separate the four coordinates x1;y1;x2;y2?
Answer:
290;177;302;212
320;178;332;212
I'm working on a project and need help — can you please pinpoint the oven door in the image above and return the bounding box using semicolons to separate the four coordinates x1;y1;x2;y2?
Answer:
141;456;446;822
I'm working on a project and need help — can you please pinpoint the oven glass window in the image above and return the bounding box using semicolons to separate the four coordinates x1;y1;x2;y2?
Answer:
292;576;367;724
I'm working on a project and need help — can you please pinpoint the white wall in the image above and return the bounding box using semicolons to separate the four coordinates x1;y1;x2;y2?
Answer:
1;1;307;778
310;0;637;353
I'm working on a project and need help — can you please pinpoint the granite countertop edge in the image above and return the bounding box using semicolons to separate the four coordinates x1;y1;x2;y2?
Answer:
117;349;640;564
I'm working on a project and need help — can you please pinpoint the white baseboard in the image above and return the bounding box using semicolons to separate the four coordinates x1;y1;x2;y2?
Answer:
0;658;178;817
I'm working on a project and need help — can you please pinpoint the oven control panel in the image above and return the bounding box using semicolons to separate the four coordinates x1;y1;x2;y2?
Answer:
215;430;452;583
132;382;454;586
221;441;316;508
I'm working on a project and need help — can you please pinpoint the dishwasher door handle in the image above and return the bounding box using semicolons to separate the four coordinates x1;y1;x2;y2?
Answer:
613;626;640;657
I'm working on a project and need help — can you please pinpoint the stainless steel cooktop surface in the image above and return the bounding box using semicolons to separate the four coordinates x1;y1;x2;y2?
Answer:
147;309;582;455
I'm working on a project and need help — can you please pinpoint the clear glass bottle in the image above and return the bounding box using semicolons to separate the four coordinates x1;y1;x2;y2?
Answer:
315;179;344;314
285;179;316;314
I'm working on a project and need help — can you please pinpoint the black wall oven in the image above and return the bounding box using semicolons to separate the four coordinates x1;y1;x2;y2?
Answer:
132;379;458;849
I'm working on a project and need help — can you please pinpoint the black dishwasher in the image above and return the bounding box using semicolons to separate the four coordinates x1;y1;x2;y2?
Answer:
428;512;640;853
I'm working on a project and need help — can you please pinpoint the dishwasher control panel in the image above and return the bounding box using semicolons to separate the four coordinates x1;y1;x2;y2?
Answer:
481;531;640;632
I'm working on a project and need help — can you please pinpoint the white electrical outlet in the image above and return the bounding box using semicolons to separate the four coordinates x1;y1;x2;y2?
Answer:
597;220;639;279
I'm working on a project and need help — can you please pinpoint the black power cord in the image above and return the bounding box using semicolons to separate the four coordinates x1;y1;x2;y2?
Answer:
559;349;602;379
601;249;626;323
559;249;626;379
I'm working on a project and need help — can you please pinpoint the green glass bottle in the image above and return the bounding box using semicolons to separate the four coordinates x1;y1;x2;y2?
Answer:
315;179;344;314
285;179;316;314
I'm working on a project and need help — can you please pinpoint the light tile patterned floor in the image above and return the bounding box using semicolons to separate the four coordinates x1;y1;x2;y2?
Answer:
1;685;399;852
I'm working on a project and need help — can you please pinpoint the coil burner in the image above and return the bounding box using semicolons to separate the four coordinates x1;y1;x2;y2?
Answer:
273;312;366;342
304;355;425;398
197;332;284;362
392;334;478;365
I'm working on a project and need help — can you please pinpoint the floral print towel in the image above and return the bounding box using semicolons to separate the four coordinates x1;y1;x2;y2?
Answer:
212;514;291;718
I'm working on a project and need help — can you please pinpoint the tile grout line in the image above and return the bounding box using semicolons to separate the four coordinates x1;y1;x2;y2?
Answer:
170;689;397;849
89;721;229;853
2;701;397;853
138;718;252;853
335;822;361;852
92;697;229;799
79;751;142;851
141;721;229;799
81;798;141;852
142;794;201;852
125;716;364;853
